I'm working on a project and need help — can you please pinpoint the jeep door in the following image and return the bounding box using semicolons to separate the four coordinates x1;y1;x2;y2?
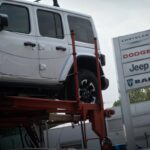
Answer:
0;2;38;80
34;6;70;81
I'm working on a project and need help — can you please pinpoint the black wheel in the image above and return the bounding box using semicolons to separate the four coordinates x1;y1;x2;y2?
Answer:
67;69;98;104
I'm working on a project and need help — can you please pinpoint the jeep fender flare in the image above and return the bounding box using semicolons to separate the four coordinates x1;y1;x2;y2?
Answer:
59;54;98;81
59;54;109;90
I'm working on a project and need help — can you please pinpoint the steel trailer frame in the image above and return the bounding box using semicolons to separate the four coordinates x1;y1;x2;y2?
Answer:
0;31;114;150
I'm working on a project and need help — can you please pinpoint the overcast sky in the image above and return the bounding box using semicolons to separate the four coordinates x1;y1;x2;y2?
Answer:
29;0;150;107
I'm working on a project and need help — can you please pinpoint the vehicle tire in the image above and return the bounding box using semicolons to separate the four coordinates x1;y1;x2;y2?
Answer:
67;69;99;104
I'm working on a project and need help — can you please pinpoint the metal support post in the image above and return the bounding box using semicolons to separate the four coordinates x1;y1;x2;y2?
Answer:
71;30;80;104
94;37;103;107
80;121;87;148
113;38;136;150
93;37;107;136
45;121;49;148
94;38;113;150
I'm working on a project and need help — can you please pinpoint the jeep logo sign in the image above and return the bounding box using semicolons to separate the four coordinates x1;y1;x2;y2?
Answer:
125;73;150;90
123;59;150;77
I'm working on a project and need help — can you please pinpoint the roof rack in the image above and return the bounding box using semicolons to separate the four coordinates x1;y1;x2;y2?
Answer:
34;0;60;7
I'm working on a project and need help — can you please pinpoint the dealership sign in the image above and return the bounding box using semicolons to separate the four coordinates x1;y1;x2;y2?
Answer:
114;30;150;91
113;30;150;150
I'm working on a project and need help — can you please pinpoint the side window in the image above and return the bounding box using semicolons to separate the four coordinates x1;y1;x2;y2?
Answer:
0;3;30;33
37;10;64;39
68;16;94;44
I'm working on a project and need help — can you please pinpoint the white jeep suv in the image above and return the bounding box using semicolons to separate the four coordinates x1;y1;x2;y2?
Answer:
0;0;109;103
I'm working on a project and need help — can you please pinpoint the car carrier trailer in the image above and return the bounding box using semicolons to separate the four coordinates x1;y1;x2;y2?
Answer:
0;31;114;150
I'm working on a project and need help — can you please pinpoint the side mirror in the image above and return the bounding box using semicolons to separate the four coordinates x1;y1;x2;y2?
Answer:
101;76;109;90
99;54;106;66
0;14;8;31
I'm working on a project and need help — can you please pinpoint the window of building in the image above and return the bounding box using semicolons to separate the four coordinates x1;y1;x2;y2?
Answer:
37;10;64;39
0;3;30;33
68;16;94;44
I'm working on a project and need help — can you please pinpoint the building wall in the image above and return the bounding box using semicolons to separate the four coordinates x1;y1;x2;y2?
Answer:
106;101;150;149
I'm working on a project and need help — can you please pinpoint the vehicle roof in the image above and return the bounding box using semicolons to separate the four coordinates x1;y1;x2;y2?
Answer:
1;0;91;18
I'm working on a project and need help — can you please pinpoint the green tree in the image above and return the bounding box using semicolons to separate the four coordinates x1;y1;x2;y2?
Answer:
145;88;150;100
113;87;150;107
113;97;121;107
129;88;146;104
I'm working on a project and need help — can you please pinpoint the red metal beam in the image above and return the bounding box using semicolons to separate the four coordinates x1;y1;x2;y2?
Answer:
1;96;100;113
4;96;78;111
71;30;80;104
0;95;109;125
94;38;107;139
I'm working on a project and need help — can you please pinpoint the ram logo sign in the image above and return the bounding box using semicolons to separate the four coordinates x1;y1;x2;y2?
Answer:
127;79;134;87
125;73;150;90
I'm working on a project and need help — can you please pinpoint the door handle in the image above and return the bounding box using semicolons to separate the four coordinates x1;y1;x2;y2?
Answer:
24;42;36;47
56;46;66;51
